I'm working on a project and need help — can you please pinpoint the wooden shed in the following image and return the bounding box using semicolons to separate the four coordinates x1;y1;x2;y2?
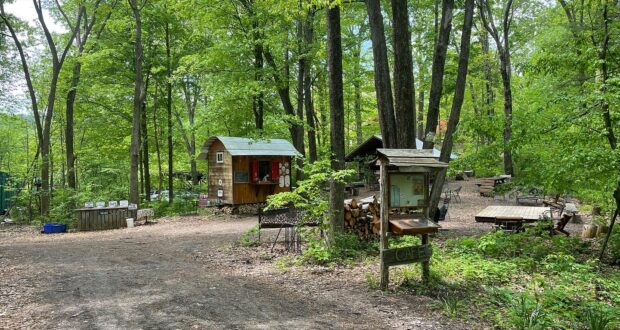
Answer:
197;136;301;205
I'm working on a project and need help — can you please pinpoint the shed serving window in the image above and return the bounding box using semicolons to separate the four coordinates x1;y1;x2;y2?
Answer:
216;152;224;163
251;160;280;183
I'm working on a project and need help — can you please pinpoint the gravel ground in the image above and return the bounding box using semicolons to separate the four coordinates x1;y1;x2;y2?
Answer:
1;216;470;329
0;180;587;329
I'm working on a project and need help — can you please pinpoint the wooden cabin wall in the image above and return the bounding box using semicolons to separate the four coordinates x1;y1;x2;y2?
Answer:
207;140;234;204
232;156;291;204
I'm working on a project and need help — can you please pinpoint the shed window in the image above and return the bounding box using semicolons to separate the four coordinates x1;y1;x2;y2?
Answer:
216;152;224;163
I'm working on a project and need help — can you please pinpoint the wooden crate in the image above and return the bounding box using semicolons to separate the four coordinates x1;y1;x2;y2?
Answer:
75;207;130;231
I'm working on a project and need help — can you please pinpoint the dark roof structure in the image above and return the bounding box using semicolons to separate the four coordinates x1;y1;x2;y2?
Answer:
376;149;449;168
345;135;456;162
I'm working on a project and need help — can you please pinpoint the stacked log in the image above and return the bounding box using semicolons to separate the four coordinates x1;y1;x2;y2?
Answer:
344;196;381;241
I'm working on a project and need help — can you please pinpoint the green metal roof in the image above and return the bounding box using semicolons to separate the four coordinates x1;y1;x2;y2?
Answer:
197;136;301;160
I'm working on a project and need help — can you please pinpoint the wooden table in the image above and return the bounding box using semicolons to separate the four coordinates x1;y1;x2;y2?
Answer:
475;205;550;224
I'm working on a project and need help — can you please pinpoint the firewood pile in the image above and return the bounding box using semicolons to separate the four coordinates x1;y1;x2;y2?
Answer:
344;196;381;241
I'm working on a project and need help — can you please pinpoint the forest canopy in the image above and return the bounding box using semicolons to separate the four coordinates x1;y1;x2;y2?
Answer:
0;0;618;222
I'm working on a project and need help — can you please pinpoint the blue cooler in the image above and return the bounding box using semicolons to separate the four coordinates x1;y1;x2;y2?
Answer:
43;223;67;234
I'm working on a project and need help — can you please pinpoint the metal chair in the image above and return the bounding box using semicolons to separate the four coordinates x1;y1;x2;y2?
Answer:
453;186;462;203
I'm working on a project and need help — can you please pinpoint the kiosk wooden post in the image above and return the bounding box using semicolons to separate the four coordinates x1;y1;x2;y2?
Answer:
377;149;447;290
379;158;390;289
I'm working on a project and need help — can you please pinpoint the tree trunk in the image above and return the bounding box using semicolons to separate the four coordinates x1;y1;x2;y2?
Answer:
423;0;454;149
428;0;475;217
596;0;619;261
353;45;363;145
480;21;494;116
391;0;416;148
153;83;164;193
303;10;318;163
66;60;81;191
366;0;397;148
479;0;514;175
129;1;144;205
165;22;174;202
296;18;306;160
177;80;200;187
1;2;83;216
327;3;345;236
65;2;107;192
252;22;264;130
417;88;424;140
263;49;302;150
499;52;514;176
141;73;151;201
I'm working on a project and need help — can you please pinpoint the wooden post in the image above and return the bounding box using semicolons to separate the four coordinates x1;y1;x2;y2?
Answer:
379;158;390;290
421;233;430;283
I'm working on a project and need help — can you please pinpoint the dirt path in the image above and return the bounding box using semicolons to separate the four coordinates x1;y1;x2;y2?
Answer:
1;217;463;330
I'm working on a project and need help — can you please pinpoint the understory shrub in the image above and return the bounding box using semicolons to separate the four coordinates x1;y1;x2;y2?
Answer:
398;229;620;328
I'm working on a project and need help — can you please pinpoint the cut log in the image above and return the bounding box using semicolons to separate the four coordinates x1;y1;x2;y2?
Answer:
581;224;598;239
350;199;358;209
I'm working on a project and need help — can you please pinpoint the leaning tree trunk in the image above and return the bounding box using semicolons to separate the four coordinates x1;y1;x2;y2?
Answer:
327;2;345;237
429;0;475;217
391;0;416;148
423;0;454;149
366;0;397;148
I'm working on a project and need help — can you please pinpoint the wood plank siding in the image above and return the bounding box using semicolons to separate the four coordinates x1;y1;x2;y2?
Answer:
207;140;234;204
75;207;130;231
232;156;292;204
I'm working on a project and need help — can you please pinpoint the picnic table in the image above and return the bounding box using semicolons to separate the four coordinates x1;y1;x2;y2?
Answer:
475;205;551;232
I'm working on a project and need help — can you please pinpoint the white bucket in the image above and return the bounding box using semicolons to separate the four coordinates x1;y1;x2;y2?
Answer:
126;218;135;228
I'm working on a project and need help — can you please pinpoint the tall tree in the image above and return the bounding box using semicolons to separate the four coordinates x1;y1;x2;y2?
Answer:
65;0;111;192
165;21;174;202
327;1;345;236
366;0;397;148
176;77;201;186
429;0;475;215
1;0;83;216
140;71;151;201
391;0;416;148
128;0;146;205
423;0;454;149
479;0;515;175
303;8;318;163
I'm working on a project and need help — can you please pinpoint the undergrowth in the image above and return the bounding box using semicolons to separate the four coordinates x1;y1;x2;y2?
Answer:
395;226;620;329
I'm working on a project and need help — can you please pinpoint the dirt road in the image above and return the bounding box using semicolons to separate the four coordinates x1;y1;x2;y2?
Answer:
1;217;462;329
